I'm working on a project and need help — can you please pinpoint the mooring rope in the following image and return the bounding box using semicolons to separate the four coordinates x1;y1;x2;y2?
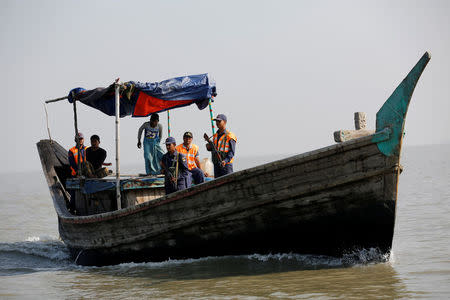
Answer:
74;249;84;265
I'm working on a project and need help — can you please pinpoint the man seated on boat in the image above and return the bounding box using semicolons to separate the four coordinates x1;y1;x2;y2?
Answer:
206;114;237;178
176;131;205;185
86;134;111;178
160;137;192;195
68;132;87;177
137;113;165;176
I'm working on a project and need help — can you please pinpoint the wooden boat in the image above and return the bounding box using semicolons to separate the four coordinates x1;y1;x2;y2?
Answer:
37;53;430;266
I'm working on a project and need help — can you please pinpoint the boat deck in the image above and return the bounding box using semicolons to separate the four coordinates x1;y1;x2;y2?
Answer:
65;175;213;216
66;176;165;194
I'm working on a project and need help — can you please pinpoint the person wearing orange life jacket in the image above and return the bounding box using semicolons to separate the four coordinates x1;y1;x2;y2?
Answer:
206;114;237;178
68;132;87;177
176;131;205;185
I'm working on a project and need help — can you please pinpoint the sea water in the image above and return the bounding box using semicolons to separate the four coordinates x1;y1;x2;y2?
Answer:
0;145;449;299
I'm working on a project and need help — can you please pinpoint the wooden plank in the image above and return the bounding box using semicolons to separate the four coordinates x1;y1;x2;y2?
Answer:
334;129;375;142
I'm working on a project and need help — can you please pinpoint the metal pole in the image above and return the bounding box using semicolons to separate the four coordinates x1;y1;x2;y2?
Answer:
115;83;121;210
208;98;215;136
167;110;171;137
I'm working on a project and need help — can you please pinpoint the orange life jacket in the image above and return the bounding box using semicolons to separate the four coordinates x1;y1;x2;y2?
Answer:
212;130;237;164
69;146;86;176
176;143;199;170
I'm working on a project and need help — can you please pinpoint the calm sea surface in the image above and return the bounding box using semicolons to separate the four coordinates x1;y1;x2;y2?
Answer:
0;145;449;299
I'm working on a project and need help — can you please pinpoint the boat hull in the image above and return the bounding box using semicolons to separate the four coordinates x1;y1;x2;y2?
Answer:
70;193;395;266
38;136;399;266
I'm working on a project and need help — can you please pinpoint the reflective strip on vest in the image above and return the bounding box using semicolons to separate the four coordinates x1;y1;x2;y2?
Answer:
175;144;198;170
212;131;236;164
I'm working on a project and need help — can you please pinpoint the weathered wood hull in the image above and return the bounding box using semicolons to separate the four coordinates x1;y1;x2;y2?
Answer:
37;52;430;266
37;135;399;266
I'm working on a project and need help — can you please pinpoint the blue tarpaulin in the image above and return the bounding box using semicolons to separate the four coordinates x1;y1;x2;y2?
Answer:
68;74;216;117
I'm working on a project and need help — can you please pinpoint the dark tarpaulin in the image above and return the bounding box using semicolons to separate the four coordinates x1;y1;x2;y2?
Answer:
68;74;216;118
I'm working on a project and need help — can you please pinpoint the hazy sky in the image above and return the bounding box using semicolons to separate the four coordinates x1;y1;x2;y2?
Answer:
1;0;449;174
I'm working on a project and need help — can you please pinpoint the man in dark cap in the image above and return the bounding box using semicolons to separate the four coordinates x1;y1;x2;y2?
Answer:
176;131;205;185
160;137;192;195
206;114;237;178
67;132;86;214
68;132;87;177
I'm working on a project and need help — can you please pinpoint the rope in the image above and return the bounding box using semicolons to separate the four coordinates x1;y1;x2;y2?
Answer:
74;249;84;265
43;103;53;142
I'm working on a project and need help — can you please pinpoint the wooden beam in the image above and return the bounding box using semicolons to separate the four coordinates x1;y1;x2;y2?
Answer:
334;112;374;142
334;129;375;143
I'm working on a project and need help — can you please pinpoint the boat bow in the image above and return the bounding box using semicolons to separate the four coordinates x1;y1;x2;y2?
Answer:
374;52;431;156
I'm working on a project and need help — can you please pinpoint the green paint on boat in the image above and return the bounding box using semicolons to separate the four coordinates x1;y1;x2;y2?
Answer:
374;52;431;157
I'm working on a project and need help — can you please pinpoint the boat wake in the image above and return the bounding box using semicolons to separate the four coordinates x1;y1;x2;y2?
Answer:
249;248;389;267
83;248;390;280
0;236;389;278
0;236;72;276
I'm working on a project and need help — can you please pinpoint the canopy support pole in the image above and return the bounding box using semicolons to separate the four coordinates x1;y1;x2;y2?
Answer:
115;83;121;210
208;98;215;136
72;93;82;178
167;110;171;137
45;95;68;104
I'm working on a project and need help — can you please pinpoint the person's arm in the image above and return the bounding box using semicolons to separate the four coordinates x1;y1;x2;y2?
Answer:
99;149;107;165
223;139;236;164
68;150;77;171
160;160;166;174
101;149;112;166
179;153;190;171
158;123;163;142
204;133;213;152
194;148;201;168
137;123;146;148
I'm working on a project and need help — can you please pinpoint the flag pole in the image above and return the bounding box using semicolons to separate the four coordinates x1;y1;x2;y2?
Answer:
114;81;121;210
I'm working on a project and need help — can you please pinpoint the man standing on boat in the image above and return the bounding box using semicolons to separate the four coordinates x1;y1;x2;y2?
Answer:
68;132;87;177
137;113;164;176
206;114;237;178
176;131;205;185
160;137;192;195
